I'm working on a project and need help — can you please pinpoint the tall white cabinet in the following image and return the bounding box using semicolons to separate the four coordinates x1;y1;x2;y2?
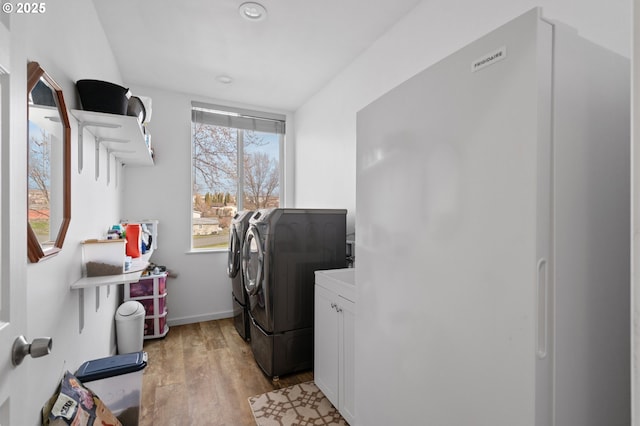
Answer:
314;269;356;425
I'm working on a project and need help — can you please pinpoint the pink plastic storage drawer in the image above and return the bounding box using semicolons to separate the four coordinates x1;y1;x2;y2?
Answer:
144;316;166;337
129;274;166;297
138;295;166;316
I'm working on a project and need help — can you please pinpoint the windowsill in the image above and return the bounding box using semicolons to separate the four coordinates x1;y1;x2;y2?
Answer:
185;248;227;255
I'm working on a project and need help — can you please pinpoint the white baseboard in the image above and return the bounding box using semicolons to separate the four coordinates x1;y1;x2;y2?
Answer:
167;310;234;327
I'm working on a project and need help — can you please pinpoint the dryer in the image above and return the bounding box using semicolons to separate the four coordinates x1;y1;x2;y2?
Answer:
227;210;254;340
242;208;347;378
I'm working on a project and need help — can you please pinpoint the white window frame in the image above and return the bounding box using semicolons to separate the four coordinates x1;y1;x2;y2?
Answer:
190;102;285;252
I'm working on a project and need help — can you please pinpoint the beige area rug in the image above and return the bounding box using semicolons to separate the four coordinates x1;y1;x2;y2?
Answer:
248;381;347;425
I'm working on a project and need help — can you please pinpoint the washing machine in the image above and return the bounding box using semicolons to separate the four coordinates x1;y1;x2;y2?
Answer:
242;208;347;378
227;210;254;340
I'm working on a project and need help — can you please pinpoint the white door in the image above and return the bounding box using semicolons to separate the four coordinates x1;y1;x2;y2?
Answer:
355;9;551;425
0;20;29;426
339;296;355;425
314;285;339;406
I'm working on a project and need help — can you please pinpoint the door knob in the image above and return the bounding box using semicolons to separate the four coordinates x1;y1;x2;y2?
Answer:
12;335;53;366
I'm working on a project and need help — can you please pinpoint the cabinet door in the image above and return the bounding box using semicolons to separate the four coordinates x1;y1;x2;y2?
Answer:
315;284;339;407
339;296;356;425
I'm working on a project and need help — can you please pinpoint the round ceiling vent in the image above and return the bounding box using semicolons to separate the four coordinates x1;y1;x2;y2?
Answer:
239;2;267;21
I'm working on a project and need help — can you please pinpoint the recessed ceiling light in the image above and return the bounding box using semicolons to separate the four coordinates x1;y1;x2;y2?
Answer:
239;2;267;21
216;75;233;84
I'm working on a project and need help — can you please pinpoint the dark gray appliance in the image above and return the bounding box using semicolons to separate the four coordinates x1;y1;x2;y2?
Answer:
227;210;254;340
242;208;347;379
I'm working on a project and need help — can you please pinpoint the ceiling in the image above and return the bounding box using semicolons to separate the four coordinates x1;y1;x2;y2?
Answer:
92;0;423;112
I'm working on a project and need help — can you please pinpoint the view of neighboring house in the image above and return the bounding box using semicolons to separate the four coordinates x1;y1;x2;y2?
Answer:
192;193;239;232
192;210;224;235
28;189;49;219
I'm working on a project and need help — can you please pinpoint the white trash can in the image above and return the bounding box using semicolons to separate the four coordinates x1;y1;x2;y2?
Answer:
115;301;145;354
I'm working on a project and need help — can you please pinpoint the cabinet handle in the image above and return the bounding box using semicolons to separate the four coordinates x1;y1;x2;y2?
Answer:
536;258;549;359
336;306;343;313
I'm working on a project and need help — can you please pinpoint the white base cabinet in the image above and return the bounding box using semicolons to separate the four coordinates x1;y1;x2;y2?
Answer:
315;269;356;425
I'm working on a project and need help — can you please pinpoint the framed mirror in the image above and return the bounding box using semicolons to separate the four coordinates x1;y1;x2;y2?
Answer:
26;61;71;263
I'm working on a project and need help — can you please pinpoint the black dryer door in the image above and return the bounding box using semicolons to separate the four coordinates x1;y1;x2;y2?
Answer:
227;224;240;278
243;225;272;330
242;225;264;297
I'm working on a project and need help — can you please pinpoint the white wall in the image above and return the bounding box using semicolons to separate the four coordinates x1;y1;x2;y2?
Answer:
13;1;128;423
633;0;639;423
121;84;295;325
294;0;630;239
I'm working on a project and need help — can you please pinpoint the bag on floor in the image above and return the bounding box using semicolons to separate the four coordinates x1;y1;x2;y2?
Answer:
42;371;121;426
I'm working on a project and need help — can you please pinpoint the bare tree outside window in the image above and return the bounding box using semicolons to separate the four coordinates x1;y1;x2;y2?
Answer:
192;123;237;195
243;124;280;210
28;127;52;242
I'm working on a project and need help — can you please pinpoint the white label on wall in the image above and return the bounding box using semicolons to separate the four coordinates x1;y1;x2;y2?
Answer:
471;46;507;72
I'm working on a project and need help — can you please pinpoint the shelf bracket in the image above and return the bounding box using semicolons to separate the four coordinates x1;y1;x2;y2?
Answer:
94;136;129;181
78;288;84;334
116;162;125;188
77;121;83;174
77;121;121;174
107;149;134;185
106;149;111;185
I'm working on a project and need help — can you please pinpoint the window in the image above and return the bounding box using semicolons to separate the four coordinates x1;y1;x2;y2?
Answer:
191;102;285;250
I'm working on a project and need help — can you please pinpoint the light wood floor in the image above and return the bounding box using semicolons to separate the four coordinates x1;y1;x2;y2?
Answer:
139;318;313;426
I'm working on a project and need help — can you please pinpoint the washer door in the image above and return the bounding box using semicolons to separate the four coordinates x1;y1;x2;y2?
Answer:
227;225;240;278
242;225;263;296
